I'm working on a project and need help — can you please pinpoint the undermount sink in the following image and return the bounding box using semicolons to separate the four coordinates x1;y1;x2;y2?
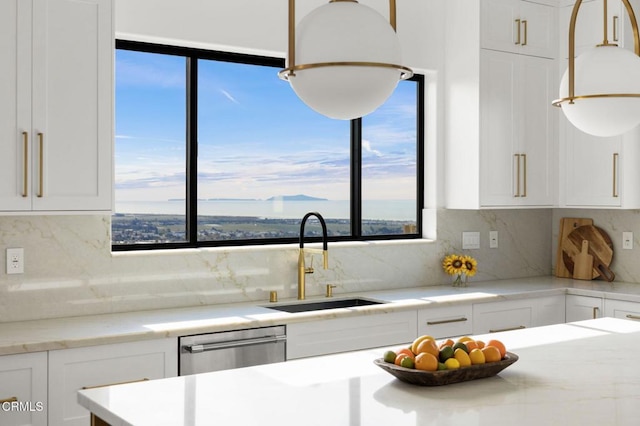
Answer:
266;298;385;313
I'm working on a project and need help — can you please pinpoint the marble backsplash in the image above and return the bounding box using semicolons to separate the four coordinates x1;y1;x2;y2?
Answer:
0;208;561;323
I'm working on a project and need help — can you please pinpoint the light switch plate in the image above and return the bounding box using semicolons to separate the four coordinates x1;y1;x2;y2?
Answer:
489;231;498;248
462;232;480;249
623;232;633;250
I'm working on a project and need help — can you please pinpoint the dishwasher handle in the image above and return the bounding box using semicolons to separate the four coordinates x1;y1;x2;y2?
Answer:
183;334;286;354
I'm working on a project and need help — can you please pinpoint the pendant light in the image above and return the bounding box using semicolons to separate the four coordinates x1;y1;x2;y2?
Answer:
278;0;413;120
553;0;640;137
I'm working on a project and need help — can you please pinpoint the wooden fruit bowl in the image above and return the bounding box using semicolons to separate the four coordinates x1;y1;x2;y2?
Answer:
373;352;518;386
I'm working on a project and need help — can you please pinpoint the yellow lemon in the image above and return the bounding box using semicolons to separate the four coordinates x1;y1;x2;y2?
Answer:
454;348;471;367
457;336;473;343
468;348;486;365
444;358;461;370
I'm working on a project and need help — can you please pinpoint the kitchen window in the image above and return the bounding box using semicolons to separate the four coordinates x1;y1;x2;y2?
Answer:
112;40;424;250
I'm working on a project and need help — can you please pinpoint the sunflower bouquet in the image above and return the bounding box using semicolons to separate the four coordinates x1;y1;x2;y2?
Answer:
442;254;478;287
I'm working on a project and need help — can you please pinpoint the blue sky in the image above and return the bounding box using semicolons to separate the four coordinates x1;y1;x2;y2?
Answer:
114;49;417;202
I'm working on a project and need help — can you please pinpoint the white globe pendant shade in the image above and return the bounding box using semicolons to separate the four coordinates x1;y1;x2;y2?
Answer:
286;1;406;120
559;46;640;137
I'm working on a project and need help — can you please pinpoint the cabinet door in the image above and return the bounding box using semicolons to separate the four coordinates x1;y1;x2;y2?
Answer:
31;0;112;212
565;294;603;322
482;0;556;58
562;122;621;207
480;49;518;206
417;305;473;339
0;352;47;426
518;54;555;206
287;311;417;360
48;338;177;426
0;0;32;211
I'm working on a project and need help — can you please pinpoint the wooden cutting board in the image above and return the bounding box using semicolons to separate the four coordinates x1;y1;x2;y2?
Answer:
555;218;593;278
561;225;615;282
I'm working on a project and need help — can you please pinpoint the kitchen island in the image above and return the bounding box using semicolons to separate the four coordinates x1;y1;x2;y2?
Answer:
78;317;640;425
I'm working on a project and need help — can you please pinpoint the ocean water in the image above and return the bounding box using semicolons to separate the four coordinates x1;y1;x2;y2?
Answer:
114;200;417;221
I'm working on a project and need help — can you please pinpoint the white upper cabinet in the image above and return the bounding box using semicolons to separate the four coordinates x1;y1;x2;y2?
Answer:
445;0;557;209
482;0;558;58
0;0;113;213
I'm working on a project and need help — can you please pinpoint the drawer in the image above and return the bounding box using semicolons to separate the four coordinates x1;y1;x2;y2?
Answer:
417;305;472;338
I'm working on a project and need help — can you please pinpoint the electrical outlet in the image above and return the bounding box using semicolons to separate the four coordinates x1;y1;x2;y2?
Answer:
489;231;498;248
623;232;633;250
6;248;24;274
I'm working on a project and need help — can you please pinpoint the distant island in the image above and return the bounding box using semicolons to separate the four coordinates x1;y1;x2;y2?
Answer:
168;194;329;202
266;194;328;201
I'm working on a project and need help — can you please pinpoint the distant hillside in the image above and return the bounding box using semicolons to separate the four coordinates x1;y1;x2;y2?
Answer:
267;194;328;201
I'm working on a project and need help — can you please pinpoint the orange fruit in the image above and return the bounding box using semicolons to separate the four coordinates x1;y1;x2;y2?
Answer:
486;339;507;358
415;352;438;371
396;348;415;359
415;338;440;358
439;338;454;349
475;340;485;349
395;353;410;366
411;335;434;354
481;346;501;363
465;340;479;351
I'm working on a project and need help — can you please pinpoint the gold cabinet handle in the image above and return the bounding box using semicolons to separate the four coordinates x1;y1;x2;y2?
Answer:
37;133;44;198
82;378;149;390
613;153;619;198
22;131;28;197
514;154;521;197
426;317;468;326
593;306;600;319
522;20;528;46
521;153;527;197
489;325;526;333
515;19;521;44
625;314;640;320
613;15;619;42
0;396;18;404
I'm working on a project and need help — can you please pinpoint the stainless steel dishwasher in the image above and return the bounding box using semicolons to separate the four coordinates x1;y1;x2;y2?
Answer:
179;325;286;375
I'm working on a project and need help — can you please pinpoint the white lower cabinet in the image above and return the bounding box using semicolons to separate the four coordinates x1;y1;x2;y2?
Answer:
604;299;640;321
286;311;417;360
0;351;47;426
48;338;177;426
417;305;473;339
565;294;603;322
473;296;565;334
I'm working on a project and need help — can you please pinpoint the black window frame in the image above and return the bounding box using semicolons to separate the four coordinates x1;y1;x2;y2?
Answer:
112;40;425;251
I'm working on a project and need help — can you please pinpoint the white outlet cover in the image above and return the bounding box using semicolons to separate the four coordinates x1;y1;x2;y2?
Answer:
6;248;24;274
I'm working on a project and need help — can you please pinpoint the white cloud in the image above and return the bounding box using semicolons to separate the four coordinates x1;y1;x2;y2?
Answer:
362;139;382;157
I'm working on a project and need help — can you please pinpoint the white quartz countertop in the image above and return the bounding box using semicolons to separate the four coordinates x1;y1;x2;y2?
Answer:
78;317;640;426
2;276;640;355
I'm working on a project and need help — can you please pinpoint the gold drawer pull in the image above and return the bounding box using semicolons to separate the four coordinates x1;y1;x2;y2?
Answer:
515;19;521;44
522;20;528;46
0;396;18;404
625;314;640;321
426;317;468;326
593;306;600;319
489;325;526;333
613;153;619;198
82;378;149;390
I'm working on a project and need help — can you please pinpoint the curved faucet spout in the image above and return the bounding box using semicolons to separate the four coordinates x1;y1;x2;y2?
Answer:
298;212;329;300
299;212;328;250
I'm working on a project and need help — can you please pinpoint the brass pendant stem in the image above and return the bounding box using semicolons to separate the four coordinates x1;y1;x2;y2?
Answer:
559;0;640;105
